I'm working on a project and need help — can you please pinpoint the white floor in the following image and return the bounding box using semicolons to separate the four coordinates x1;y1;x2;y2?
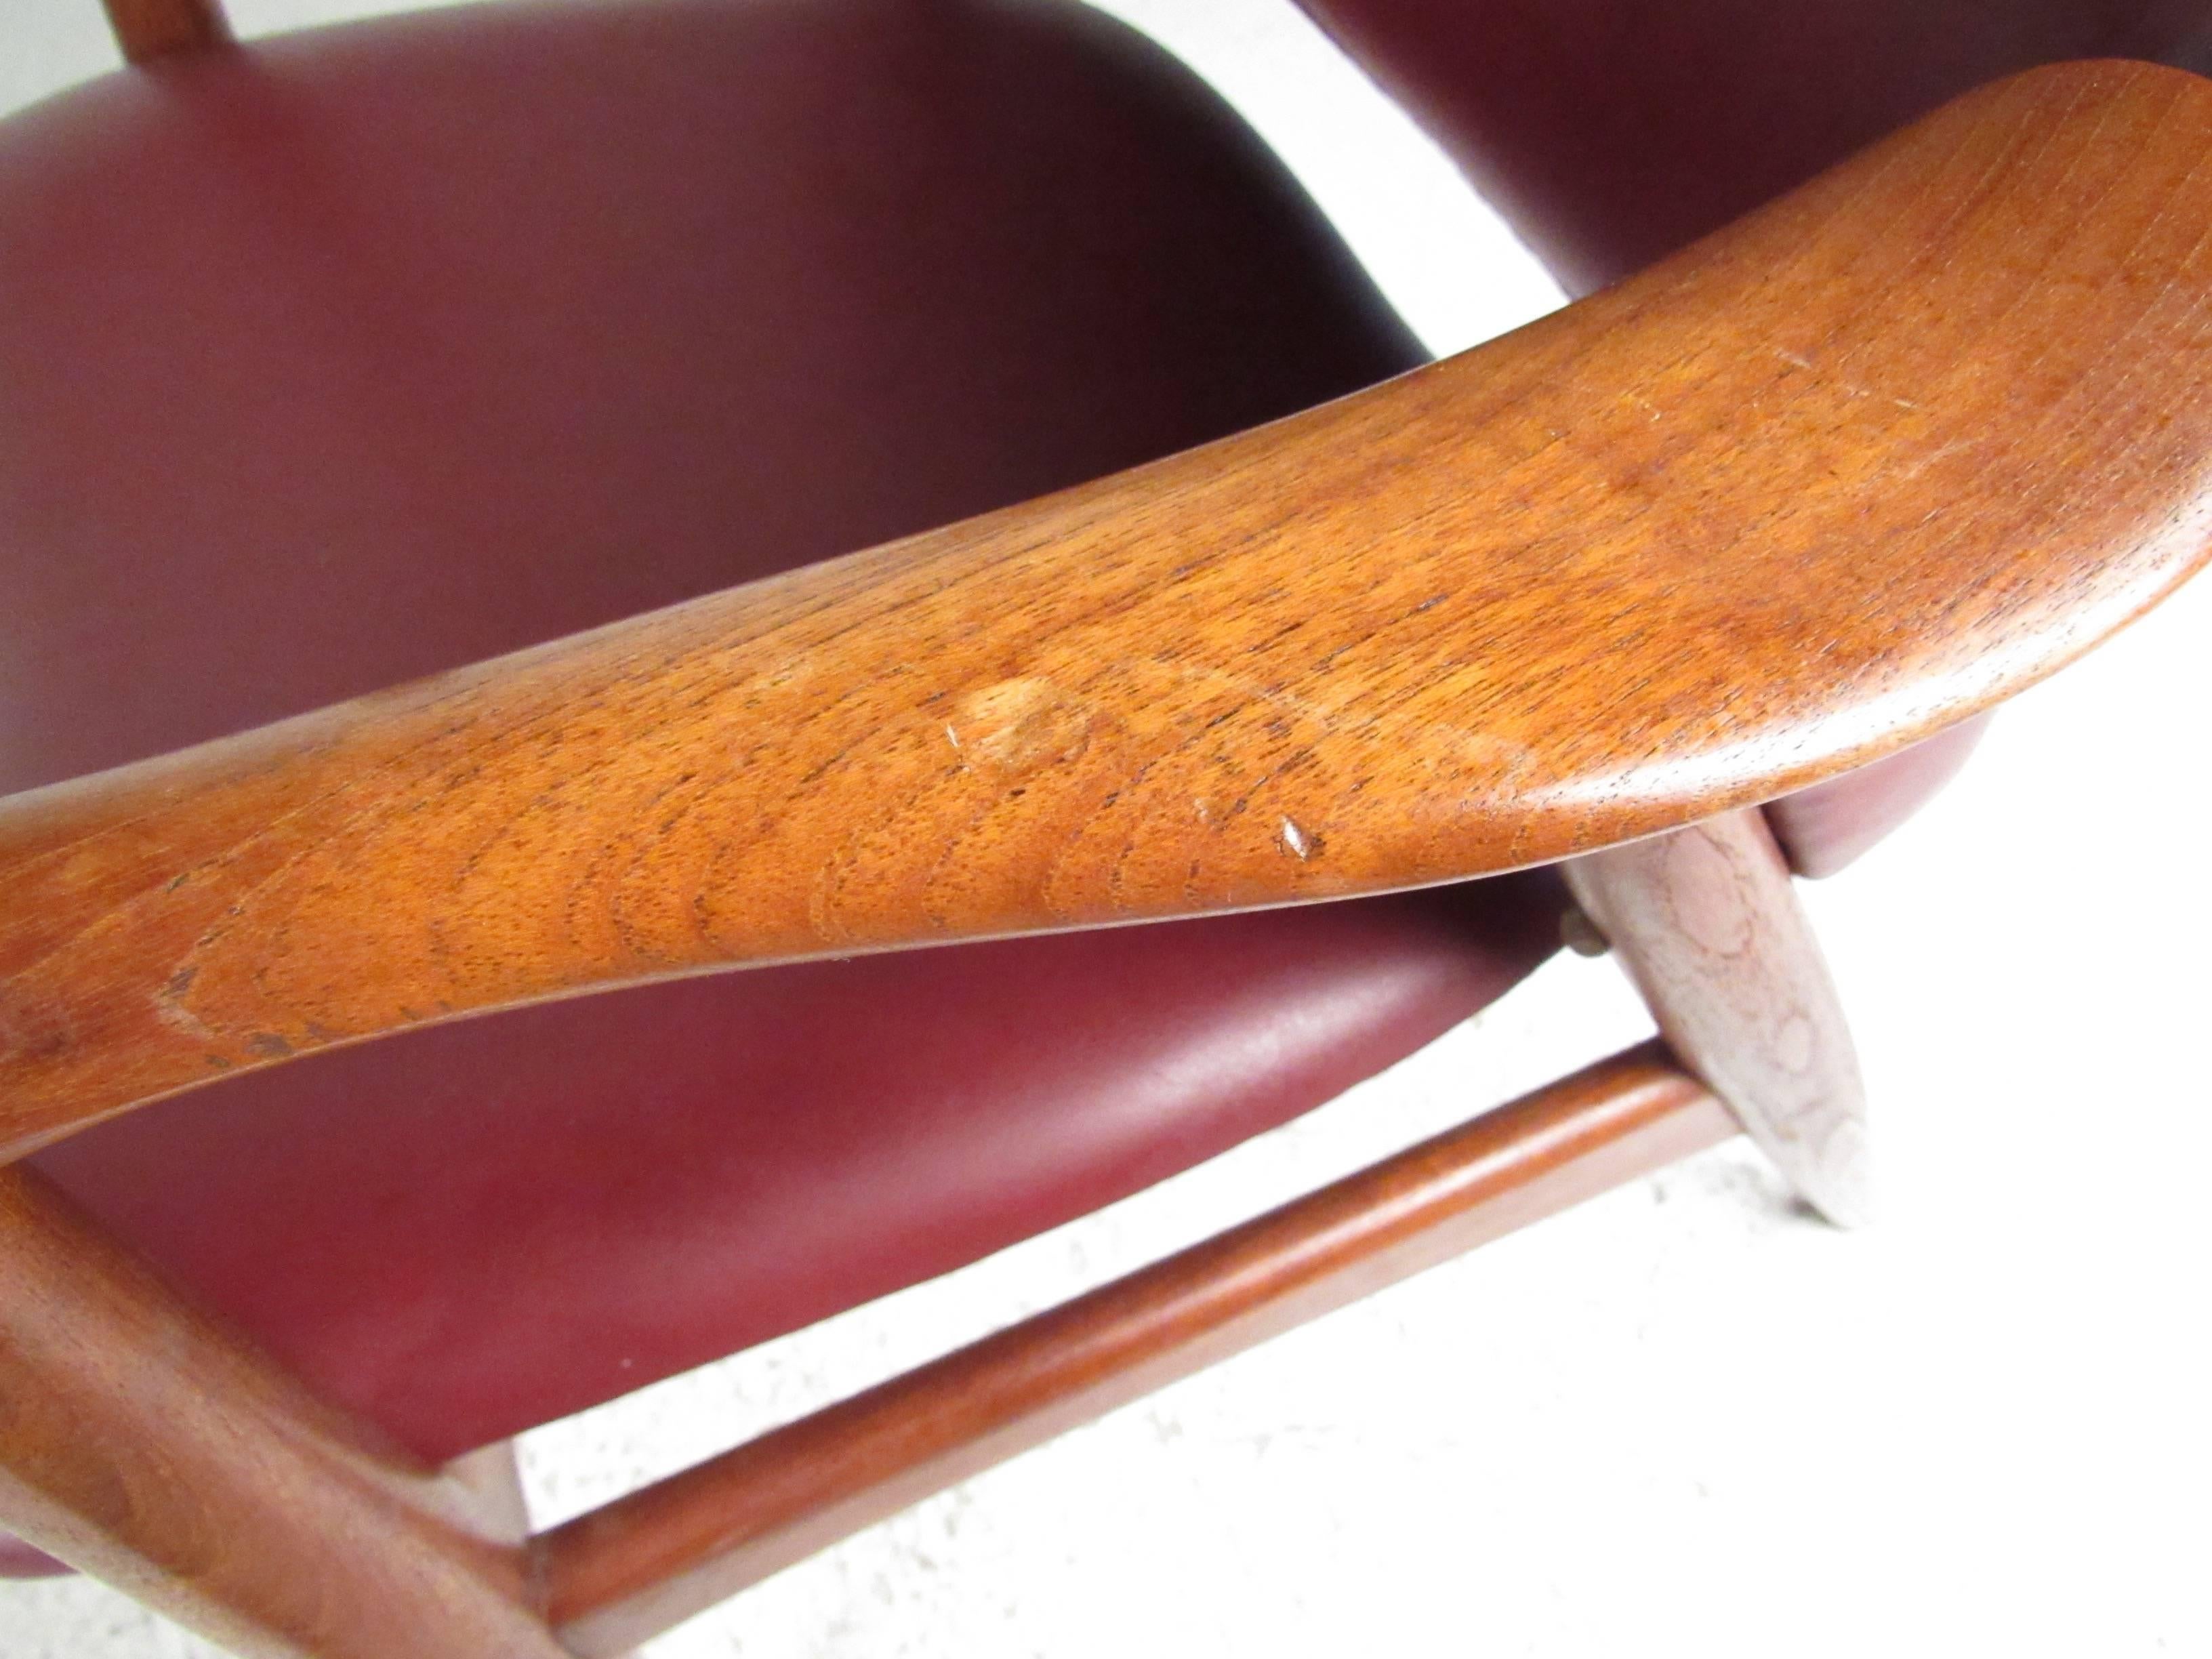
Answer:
5;4;2209;1656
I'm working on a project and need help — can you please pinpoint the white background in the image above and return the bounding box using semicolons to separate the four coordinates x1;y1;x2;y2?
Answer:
3;3;2207;1656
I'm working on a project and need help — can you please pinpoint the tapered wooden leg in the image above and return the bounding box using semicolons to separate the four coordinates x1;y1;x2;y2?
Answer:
102;0;230;63
1563;808;1868;1225
0;1164;567;1659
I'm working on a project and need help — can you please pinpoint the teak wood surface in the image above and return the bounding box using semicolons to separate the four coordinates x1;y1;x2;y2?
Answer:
5;62;2212;1155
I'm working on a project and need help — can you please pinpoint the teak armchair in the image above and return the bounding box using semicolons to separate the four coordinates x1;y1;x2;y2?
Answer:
3;1;2211;1654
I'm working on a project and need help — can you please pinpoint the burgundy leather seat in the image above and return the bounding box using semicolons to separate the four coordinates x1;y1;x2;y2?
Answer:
4;0;2080;1576
0;0;1556;1523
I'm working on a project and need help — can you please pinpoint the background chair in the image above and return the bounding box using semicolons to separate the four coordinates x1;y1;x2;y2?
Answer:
13;3;2212;1659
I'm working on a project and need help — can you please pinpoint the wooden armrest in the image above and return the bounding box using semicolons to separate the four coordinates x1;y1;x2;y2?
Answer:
4;58;2210;1156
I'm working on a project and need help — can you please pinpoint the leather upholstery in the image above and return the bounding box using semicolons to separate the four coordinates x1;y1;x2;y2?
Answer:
34;886;1556;1462
0;0;1547;1544
0;0;2076;1576
1297;0;2212;293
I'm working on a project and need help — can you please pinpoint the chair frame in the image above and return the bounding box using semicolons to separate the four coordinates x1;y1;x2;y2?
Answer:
4;3;2211;1654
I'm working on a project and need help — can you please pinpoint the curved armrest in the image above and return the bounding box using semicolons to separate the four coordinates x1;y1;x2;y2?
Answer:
5;60;2211;1155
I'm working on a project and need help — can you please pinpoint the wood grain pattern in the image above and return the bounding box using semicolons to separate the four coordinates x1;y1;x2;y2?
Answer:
1565;809;1867;1224
535;1042;1738;1656
102;0;230;63
0;1164;567;1658
6;61;2212;1155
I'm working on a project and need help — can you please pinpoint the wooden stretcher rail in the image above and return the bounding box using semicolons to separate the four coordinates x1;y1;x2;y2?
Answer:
535;1041;1739;1656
